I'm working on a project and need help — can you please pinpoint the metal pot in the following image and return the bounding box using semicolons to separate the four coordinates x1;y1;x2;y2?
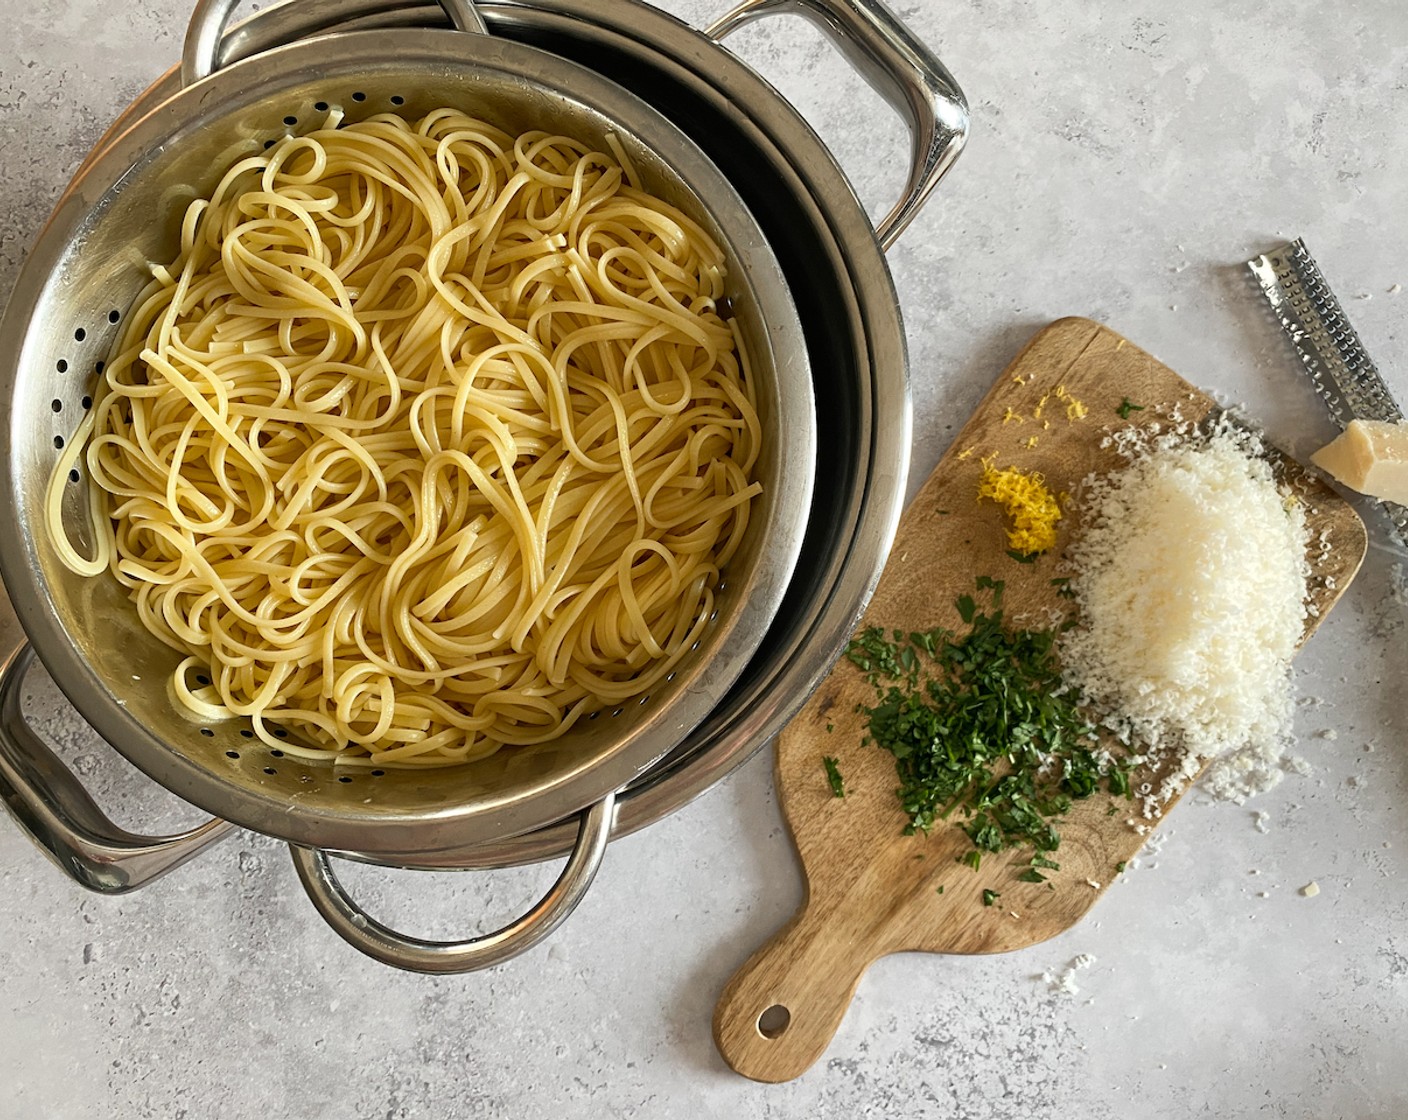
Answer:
0;0;969;972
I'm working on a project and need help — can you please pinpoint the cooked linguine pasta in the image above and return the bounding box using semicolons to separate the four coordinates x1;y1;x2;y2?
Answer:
47;108;761;767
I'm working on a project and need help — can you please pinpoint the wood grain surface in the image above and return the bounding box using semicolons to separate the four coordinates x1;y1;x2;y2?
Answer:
712;317;1369;1083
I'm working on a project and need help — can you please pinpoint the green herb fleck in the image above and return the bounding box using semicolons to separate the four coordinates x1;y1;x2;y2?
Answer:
935;885;945;895
982;889;1000;907
844;580;1137;885
1116;860;1127;874
1116;397;1146;420
1006;549;1038;564
826;723;834;733
1017;868;1047;883
822;756;846;799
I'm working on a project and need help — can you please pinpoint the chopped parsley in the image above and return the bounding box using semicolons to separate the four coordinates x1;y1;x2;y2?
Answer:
822;756;846;798
982;889;1000;907
1116;397;1146;420
845;580;1135;883
935;885;945;895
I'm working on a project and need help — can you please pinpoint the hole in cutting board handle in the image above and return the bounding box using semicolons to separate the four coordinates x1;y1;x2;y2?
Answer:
756;1004;791;1039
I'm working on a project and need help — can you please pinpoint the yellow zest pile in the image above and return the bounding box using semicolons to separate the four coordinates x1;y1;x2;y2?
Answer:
977;460;1062;554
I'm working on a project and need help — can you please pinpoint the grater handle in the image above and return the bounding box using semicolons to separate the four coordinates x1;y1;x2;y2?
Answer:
180;0;488;85
290;792;615;973
0;643;235;893
706;0;969;249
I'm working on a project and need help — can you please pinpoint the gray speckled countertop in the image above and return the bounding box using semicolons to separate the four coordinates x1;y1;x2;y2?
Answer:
3;1;1407;1116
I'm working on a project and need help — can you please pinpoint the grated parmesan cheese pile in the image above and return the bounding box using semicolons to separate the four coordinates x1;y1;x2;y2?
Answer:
1058;420;1310;813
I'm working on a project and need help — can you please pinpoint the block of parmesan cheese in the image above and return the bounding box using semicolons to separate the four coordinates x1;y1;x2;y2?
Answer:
1309;419;1408;505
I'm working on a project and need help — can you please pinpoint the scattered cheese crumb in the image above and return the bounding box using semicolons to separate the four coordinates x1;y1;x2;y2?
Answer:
1254;811;1270;833
956;447;975;461
1003;407;1024;425
1025;435;1039;449
1041;953;1098;995
1300;881;1320;898
1315;728;1339;741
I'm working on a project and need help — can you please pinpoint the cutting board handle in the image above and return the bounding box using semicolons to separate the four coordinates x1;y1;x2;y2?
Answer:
712;899;873;1082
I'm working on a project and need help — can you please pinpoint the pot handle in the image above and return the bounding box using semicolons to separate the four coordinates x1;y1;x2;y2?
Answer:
0;642;236;893
705;0;969;250
180;0;488;85
290;791;616;974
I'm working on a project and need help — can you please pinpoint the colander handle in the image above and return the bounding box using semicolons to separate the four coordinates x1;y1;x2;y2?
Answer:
705;0;969;250
289;791;616;973
180;0;489;85
0;643;237;893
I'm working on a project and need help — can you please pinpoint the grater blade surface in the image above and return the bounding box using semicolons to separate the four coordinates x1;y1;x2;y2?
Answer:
1248;237;1407;548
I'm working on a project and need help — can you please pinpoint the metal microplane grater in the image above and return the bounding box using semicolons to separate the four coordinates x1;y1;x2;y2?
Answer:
1248;237;1408;548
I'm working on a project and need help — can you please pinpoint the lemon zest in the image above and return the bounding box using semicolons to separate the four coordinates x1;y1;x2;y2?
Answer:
1054;384;1088;422
977;461;1062;554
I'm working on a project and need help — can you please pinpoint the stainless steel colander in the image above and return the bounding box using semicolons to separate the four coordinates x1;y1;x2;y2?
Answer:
0;0;816;967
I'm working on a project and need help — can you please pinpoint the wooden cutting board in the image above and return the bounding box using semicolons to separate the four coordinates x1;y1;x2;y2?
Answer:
712;317;1368;1082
